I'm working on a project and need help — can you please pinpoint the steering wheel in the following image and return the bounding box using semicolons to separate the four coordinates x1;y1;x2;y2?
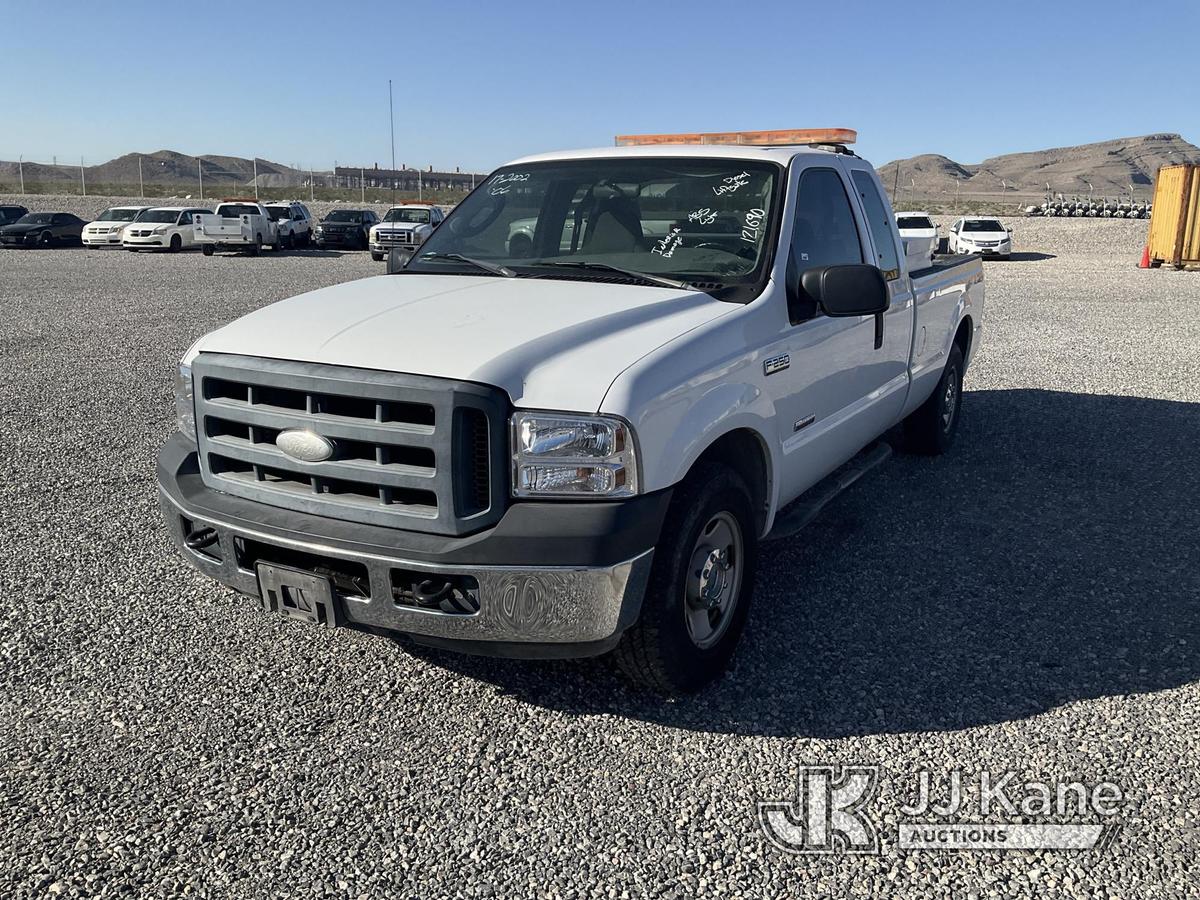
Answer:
695;241;756;261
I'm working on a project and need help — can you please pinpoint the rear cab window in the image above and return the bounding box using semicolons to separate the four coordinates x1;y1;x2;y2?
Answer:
850;170;901;278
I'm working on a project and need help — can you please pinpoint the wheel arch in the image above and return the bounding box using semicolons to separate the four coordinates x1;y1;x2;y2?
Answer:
679;427;773;538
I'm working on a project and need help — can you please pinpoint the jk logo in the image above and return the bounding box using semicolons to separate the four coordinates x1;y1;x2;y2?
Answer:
758;765;880;854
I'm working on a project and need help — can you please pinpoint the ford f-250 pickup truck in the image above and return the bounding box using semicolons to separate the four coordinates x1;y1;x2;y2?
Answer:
159;128;984;692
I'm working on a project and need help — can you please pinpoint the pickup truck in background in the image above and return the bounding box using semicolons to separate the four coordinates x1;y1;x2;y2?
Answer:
195;200;280;256
369;204;444;261
159;128;984;693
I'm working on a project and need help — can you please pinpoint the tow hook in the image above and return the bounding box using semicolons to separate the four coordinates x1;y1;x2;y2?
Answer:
184;527;219;551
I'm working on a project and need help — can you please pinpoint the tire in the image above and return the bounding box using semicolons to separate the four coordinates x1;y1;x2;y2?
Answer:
286;232;296;251
202;244;214;256
169;234;182;253
272;233;283;252
371;252;384;262
39;231;53;248
249;235;262;257
615;462;757;693
902;343;964;455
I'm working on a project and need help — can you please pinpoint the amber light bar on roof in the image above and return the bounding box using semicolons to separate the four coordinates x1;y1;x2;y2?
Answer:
614;128;857;147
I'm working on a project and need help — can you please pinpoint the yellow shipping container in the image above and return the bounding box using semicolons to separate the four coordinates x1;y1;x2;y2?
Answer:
1147;163;1200;268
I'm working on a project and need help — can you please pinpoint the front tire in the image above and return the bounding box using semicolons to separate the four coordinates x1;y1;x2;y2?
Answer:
371;251;384;261
202;244;214;256
615;462;757;693
169;234;182;252
902;343;964;455
39;231;53;248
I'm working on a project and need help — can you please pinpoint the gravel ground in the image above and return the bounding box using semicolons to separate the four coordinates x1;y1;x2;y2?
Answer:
1;217;1197;898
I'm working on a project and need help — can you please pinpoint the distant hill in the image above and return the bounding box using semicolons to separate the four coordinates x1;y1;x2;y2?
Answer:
879;133;1200;201
0;150;311;190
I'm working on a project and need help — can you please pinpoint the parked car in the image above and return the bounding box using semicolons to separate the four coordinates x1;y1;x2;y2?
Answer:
194;200;280;255
369;204;443;261
264;201;314;250
313;209;377;250
894;210;940;266
159;128;984;693
83;206;151;248
123;207;213;252
948;217;1012;259
0;212;85;248
0;205;29;227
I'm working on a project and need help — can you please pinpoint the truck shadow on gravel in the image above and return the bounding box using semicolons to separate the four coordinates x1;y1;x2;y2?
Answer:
999;251;1056;262
410;389;1200;737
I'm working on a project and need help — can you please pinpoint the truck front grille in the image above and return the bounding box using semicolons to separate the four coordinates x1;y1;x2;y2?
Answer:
193;354;508;536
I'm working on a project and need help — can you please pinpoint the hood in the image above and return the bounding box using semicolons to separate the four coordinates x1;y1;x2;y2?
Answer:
319;221;356;230
897;226;937;237
376;222;423;232
961;231;1008;240
1;222;46;233
191;274;734;411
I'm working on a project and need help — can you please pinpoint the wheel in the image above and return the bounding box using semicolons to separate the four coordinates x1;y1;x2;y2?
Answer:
249;235;262;256
169;234;182;252
902;343;964;455
285;232;296;251
371;252;384;262
39;231;53;248
615;462;757;693
358;230;368;250
202;244;214;256
272;233;283;252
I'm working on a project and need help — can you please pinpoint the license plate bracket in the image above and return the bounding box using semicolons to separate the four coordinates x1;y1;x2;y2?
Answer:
256;563;339;628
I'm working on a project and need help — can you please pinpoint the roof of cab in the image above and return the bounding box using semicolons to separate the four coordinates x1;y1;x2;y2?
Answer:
507;143;845;167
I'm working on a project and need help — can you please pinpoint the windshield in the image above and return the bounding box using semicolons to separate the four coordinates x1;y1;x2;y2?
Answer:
384;207;431;224
963;219;1004;232
897;216;933;229
17;213;55;225
138;209;184;224
323;210;360;223
407;159;780;291
217;204;261;217
97;208;142;222
265;206;291;220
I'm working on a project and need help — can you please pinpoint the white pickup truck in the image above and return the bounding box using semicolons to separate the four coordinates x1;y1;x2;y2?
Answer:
195;200;280;255
159;129;983;692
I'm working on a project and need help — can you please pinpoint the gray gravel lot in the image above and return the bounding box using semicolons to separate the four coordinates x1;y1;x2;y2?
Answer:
1;212;1198;898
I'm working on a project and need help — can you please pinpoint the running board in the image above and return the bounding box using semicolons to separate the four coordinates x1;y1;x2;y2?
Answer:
764;441;893;542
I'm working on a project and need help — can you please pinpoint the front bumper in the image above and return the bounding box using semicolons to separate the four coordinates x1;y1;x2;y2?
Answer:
315;231;357;246
123;236;166;247
0;233;35;246
83;232;123;246
157;435;667;657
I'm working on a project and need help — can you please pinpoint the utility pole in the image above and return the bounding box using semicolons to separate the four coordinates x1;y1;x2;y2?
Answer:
909;177;915;209
418;167;423;203
310;168;314;203
253;158;259;200
388;80;396;207
81;156;86;196
199;159;204;200
361;168;365;203
955;176;961;213
18;156;24;195
139;156;144;199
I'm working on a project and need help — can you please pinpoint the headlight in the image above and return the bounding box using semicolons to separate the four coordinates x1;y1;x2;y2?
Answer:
511;412;639;498
315;225;324;234
174;363;196;441
154;225;168;234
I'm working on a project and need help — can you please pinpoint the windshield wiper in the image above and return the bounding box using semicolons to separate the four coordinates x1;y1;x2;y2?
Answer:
527;261;690;290
419;252;516;277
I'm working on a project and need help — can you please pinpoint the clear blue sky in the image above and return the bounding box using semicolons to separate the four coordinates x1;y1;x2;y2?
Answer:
2;0;1195;172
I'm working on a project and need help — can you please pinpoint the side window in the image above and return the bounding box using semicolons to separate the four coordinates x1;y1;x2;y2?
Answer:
791;168;864;273
850;170;900;277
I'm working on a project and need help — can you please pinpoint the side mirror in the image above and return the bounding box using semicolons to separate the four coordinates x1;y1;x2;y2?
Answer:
387;247;415;273
800;265;889;317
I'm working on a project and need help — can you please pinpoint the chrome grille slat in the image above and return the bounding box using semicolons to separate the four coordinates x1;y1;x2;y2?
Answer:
205;436;437;488
193;354;508;536
203;399;438;444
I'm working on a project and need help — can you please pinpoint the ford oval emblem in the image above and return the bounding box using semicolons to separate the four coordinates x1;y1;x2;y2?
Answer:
275;429;335;463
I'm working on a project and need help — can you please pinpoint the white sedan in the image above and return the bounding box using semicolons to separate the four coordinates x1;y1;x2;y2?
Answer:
123;207;212;252
82;206;150;248
949;217;1013;259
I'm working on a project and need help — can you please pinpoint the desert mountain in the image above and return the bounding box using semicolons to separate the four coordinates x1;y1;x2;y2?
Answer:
878;133;1200;200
